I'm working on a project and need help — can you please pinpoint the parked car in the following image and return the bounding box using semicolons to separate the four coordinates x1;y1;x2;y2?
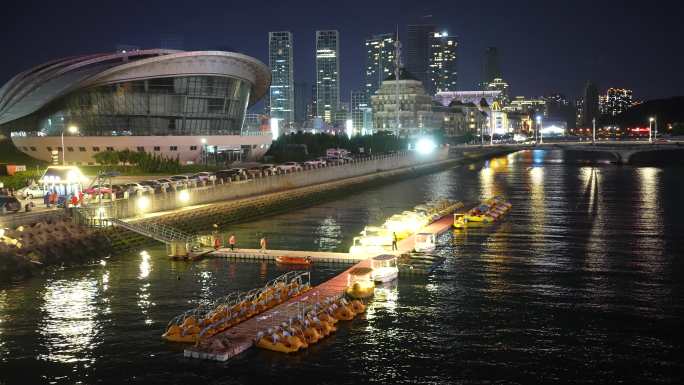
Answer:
157;178;183;189
191;172;216;182
84;184;113;195
304;159;325;167
18;184;48;199
0;196;22;213
247;164;277;177
215;169;244;180
277;162;302;172
139;180;163;192
124;183;154;194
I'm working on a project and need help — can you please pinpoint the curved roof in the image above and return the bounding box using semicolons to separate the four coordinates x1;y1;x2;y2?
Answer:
0;49;271;126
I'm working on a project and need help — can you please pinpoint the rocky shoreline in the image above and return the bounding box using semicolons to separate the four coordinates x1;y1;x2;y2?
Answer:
0;218;111;283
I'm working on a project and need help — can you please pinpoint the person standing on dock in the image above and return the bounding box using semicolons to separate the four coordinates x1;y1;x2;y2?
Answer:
229;234;236;251
260;237;267;252
392;232;398;251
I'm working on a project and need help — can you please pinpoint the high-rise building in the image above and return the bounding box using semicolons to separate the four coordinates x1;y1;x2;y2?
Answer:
481;47;502;89
268;31;294;125
575;97;584;128
582;81;600;127
486;78;510;105
406;24;435;91
294;81;308;125
598;95;607;115
315;30;340;123
605;88;633;116
351;90;372;134
544;93;575;129
428;32;458;94
364;33;396;98
307;83;317;121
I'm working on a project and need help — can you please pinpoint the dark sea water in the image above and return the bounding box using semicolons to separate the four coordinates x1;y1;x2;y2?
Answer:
1;149;683;384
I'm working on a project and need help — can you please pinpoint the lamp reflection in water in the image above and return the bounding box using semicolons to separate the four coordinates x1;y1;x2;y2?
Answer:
38;278;100;364
636;168;664;273
137;251;154;324
0;291;7;362
366;280;399;321
314;216;342;251
579;167;609;273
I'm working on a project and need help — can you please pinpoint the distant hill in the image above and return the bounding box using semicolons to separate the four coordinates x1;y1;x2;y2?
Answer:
602;96;684;127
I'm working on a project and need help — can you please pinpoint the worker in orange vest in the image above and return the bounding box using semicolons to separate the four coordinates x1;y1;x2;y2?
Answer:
229;234;236;251
213;237;221;250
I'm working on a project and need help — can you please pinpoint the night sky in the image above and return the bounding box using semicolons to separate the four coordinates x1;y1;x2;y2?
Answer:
1;0;682;105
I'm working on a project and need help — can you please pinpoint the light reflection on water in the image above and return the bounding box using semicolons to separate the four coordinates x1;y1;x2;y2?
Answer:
38;278;101;365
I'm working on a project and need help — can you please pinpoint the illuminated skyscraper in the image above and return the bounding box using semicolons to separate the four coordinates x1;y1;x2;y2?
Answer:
428;32;458;94
268;31;294;124
364;33;396;98
406;24;435;91
605;88;633;116
315;30;340;123
351;90;372;134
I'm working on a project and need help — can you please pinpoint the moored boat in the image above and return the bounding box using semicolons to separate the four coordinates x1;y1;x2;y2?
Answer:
454;196;511;228
275;255;313;265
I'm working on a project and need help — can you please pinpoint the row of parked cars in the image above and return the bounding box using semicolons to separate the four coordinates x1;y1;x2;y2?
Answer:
17;157;357;201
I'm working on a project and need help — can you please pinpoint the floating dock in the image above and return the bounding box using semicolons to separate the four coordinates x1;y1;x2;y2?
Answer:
182;213;457;361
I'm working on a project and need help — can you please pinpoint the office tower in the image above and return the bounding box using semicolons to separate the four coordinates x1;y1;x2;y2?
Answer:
268;31;295;124
582;81;600;127
428;31;458;94
351;90;371;134
315;30;340;123
605;88;633;116
406;24;435;91
481;47;502;89
575;98;584;128
307;83;317;121
294;81;308;125
364;33;396;98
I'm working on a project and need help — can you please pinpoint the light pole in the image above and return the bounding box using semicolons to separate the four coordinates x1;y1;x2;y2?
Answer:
649;117;654;143
201;138;207;166
653;116;658;141
536;115;543;144
592;118;596;144
61;125;78;165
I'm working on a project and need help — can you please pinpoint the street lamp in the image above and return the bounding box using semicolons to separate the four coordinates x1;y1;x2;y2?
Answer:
201;138;207;165
649;117;654;143
536;115;543;144
61;125;79;165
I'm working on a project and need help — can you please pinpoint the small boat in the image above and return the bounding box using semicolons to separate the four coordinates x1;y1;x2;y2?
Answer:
275;255;313;265
414;232;436;252
370;254;399;283
454;196;511;228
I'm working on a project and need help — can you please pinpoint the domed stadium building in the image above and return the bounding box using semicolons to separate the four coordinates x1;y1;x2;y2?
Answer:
0;49;272;165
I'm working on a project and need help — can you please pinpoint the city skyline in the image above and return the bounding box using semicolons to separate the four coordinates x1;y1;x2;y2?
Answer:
0;0;682;105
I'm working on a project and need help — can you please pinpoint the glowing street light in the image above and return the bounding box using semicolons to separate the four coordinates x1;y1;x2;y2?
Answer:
136;196;151;212
345;119;354;139
415;138;436;155
61;125;79;165
178;189;190;203
649;117;654;143
536;115;544;144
